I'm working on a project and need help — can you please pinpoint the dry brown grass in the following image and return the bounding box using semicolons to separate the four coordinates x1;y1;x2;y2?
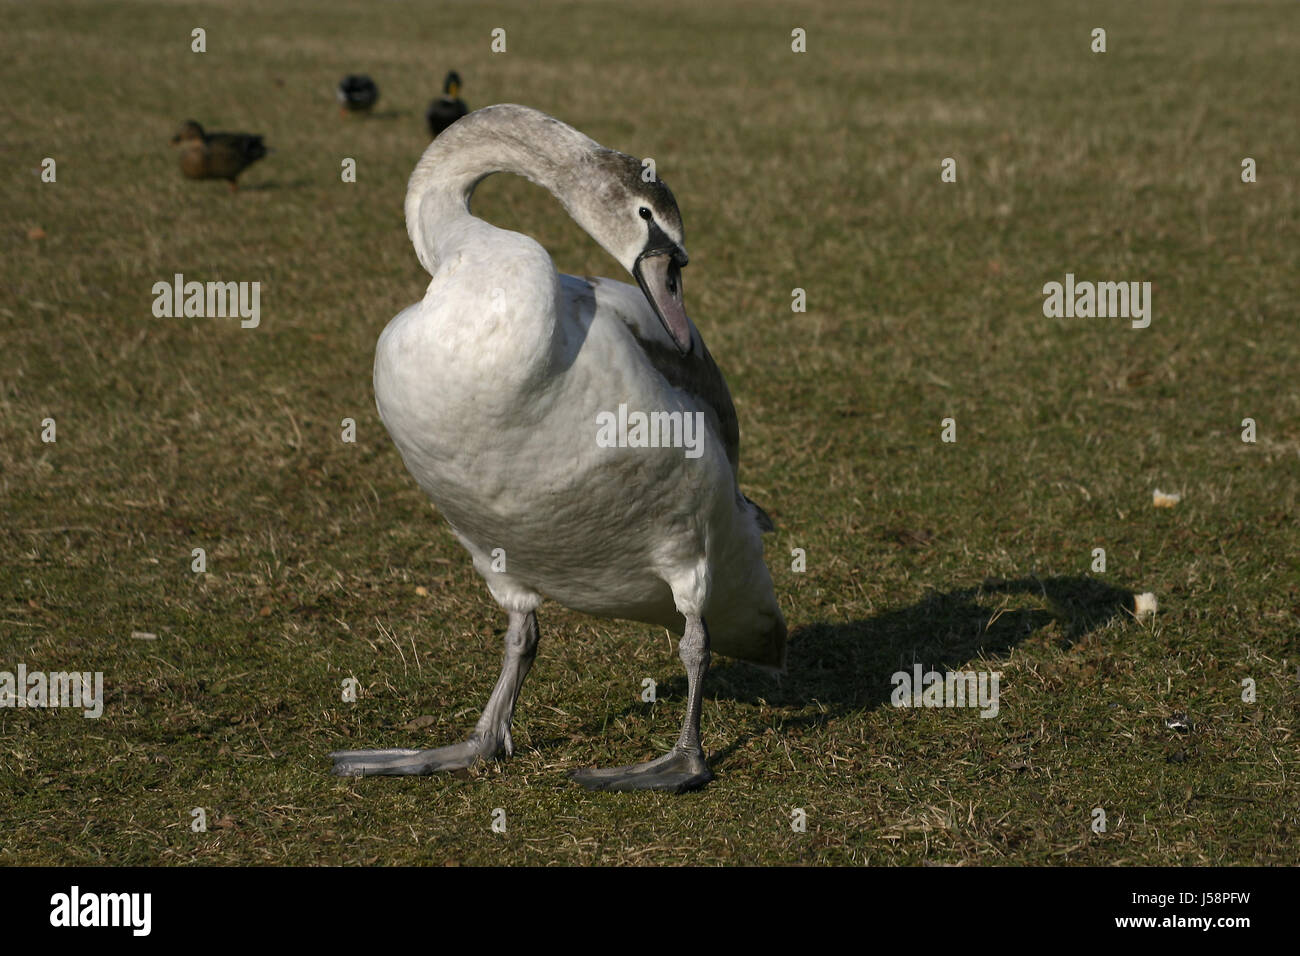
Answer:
1;0;1297;865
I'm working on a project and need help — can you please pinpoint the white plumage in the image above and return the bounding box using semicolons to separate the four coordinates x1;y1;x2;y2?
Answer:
333;105;784;791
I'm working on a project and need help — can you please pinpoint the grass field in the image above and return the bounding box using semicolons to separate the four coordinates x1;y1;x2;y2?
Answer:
2;0;1298;866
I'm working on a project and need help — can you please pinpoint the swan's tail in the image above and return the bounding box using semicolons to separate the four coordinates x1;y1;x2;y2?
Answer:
707;537;787;672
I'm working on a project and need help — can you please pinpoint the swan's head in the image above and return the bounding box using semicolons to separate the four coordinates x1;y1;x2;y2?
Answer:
584;150;692;353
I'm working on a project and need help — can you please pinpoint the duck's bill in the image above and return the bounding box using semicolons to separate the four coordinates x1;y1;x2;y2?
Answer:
633;252;692;354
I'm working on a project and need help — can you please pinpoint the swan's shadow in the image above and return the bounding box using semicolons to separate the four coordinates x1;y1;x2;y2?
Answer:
567;575;1133;761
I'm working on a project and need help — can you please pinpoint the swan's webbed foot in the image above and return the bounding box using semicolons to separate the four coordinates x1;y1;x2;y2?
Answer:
570;613;715;794
329;610;539;779
569;746;713;793
330;734;497;777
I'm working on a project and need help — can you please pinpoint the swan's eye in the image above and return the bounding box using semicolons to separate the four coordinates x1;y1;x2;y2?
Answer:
638;207;652;220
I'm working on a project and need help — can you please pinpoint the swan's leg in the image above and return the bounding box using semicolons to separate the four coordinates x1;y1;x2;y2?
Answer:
570;614;714;793
330;610;540;777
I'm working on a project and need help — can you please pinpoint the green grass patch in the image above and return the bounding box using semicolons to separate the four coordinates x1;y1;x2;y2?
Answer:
1;0;1297;864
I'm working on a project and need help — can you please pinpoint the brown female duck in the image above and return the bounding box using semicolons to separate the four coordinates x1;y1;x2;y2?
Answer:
170;120;269;192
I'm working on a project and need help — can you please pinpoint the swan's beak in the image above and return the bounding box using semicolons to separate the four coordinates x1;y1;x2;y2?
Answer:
634;249;692;354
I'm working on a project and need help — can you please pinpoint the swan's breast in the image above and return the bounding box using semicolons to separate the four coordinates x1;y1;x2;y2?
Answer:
374;270;736;603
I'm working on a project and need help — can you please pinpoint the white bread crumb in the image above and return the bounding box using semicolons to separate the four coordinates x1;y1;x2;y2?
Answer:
1134;592;1159;617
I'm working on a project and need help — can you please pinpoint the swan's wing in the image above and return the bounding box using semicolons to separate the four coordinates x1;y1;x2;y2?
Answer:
584;275;740;475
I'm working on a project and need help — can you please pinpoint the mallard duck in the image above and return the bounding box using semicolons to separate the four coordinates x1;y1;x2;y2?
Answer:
329;106;786;792
337;74;379;115
425;70;468;137
169;120;268;192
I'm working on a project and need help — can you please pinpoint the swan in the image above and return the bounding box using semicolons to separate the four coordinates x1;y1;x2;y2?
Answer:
330;104;786;792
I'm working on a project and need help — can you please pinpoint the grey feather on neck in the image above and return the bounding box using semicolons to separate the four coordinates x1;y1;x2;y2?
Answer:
407;105;602;274
405;104;681;278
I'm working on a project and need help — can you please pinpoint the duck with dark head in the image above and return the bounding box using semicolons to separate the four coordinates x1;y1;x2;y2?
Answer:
426;70;468;137
337;74;379;115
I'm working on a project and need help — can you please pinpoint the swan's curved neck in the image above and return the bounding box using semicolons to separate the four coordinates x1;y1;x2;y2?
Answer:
405;105;601;275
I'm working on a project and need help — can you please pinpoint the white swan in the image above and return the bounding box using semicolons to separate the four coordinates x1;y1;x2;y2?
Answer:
331;105;786;792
